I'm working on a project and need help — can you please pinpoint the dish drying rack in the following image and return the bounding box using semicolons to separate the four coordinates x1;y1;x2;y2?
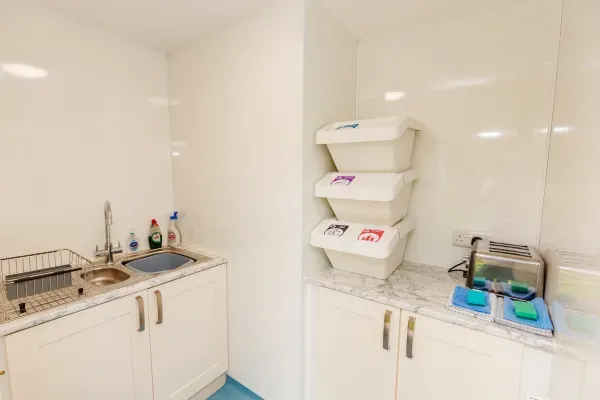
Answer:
0;249;93;322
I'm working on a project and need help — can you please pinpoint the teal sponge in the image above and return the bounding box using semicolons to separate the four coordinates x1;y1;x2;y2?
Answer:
511;281;529;293
514;301;538;320
467;290;486;306
473;277;486;287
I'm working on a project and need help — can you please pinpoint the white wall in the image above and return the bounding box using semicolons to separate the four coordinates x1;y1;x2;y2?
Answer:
168;3;305;398
301;3;356;398
302;0;357;274
0;0;173;260
540;0;600;255
356;0;563;267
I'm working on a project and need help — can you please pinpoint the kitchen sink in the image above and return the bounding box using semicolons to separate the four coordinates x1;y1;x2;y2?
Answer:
82;267;131;286
120;249;205;274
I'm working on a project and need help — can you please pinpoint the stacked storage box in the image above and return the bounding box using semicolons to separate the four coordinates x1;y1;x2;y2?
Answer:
310;116;424;279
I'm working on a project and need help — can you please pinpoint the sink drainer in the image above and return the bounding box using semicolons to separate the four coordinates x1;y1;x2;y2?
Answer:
0;249;93;322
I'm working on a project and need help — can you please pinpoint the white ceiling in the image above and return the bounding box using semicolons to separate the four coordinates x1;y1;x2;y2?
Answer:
35;0;521;50
36;0;276;51
319;0;522;39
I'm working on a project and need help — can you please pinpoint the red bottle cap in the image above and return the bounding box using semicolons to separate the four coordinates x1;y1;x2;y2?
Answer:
151;219;157;225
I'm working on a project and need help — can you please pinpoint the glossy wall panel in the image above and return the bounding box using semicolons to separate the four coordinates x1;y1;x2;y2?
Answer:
540;0;600;254
303;0;357;274
168;3;305;399
356;0;562;267
0;0;172;258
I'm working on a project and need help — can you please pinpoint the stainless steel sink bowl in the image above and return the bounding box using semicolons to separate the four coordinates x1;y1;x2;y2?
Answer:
82;267;131;286
118;248;208;274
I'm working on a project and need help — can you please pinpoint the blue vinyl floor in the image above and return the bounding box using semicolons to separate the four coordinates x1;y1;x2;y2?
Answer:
208;376;262;400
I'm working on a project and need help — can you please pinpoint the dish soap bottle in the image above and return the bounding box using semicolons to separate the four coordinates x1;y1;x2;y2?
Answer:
148;219;163;249
168;212;182;246
127;232;140;253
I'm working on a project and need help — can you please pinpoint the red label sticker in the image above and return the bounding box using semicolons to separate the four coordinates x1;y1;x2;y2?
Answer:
357;229;384;242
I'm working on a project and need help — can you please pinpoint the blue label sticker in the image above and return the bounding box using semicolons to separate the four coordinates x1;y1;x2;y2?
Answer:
335;123;359;130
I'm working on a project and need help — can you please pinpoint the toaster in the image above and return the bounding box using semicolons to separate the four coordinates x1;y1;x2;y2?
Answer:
466;240;545;299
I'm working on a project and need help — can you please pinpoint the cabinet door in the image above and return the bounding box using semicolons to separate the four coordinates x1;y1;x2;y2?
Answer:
581;362;600;400
148;265;228;400
312;287;400;400
6;291;153;400
397;311;523;400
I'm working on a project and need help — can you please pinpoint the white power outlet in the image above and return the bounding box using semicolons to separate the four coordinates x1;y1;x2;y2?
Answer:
452;229;486;248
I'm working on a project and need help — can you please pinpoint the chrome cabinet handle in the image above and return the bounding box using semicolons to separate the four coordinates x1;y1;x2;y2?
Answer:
383;310;392;350
154;290;163;324
135;296;145;332
406;316;416;359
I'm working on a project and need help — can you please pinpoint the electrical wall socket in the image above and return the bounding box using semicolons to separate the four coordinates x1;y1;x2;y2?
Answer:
452;229;486;248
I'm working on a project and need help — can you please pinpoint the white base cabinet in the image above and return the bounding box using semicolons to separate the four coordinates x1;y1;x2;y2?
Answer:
310;286;400;400
520;347;600;400
581;362;600;400
308;286;526;400
5;264;228;400
6;291;154;400
149;265;228;400
396;311;523;400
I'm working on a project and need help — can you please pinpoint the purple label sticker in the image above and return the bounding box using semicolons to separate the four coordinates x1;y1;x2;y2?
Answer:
330;176;355;186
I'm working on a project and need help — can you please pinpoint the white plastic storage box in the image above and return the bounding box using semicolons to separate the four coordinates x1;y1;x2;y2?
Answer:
315;171;418;226
310;218;415;279
316;116;425;173
544;249;600;347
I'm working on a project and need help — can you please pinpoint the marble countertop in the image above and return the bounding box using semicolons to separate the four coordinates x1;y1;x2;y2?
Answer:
305;262;597;363
0;245;226;336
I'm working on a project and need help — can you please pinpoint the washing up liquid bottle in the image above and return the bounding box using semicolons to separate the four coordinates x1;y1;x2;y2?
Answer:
168;212;181;246
127;232;140;253
148;219;163;249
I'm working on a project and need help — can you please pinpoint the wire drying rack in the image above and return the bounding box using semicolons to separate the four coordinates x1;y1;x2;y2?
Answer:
0;249;93;322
